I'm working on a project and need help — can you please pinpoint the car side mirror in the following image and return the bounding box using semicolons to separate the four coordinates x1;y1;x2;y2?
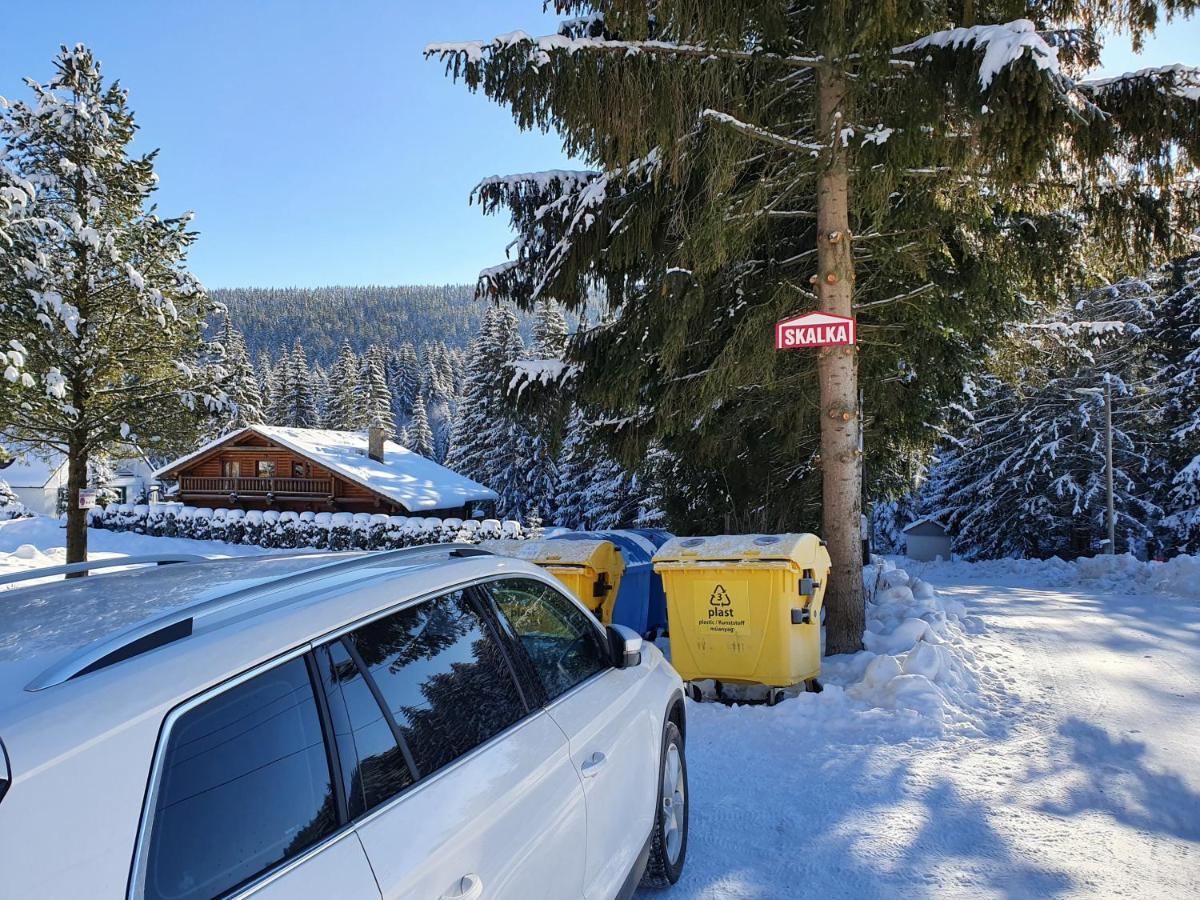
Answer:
606;624;643;669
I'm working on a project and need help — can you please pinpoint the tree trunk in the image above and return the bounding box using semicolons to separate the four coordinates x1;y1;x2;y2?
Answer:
815;66;865;655
65;437;89;568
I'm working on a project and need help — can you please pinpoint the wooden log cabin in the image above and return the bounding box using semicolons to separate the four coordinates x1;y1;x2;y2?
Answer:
154;425;498;517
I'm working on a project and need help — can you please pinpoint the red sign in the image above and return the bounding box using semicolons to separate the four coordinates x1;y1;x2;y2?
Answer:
775;312;856;349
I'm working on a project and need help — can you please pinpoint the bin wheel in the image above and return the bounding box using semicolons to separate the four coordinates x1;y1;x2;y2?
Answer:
640;721;688;888
805;678;823;694
684;683;703;703
766;688;787;707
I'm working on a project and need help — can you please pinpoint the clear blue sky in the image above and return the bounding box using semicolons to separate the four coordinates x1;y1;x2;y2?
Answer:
1;3;1195;288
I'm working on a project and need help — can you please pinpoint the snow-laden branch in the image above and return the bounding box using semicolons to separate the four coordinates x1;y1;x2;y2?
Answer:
895;18;1059;90
700;109;825;154
426;31;826;70
1077;63;1200;102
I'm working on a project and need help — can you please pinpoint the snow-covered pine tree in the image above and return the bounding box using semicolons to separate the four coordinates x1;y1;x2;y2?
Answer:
390;341;420;420
420;341;455;461
447;305;530;511
284;339;319;428
409;392;435;458
267;348;291;424
1154;254;1200;551
429;3;1200;652
0;45;226;562
926;280;1166;559
310;362;329;426
362;345;395;435
257;350;278;423
323;340;367;431
219;317;263;432
512;298;570;519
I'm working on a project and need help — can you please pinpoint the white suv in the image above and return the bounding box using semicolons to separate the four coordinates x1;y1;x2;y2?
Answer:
0;546;688;900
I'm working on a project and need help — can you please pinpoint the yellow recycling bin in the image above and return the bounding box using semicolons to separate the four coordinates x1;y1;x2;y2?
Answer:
478;538;626;623
652;534;831;688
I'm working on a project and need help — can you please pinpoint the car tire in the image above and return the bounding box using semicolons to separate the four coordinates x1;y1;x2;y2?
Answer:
640;719;688;888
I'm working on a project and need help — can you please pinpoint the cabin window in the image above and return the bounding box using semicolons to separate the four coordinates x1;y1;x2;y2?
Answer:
256;460;276;478
222;460;240;478
291;462;310;478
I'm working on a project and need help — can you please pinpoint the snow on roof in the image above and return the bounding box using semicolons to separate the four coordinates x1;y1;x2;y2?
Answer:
0;450;66;487
155;426;498;511
903;517;950;534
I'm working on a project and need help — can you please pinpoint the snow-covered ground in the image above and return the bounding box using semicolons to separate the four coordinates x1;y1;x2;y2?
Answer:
0;516;268;587
651;556;1200;899
1;519;1196;897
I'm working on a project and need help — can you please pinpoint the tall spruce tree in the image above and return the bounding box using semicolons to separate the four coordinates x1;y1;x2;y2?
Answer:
429;3;1199;652
256;349;278;423
284;338;319;428
447;305;529;508
267;348;290;424
0;45;225;562
324;340;367;430
390;341;421;419
1154;253;1200;550
409;392;436;458
219;317;263;432
362;345;396;435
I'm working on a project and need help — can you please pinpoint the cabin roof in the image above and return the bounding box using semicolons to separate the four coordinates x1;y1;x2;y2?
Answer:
154;426;498;511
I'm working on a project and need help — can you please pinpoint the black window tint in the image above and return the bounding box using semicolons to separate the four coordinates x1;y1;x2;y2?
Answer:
144;657;336;900
346;590;526;777
488;578;611;700
316;640;415;817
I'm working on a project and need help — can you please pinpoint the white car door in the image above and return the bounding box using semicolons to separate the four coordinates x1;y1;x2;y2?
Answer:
133;655;382;900
483;578;661;900
314;590;587;900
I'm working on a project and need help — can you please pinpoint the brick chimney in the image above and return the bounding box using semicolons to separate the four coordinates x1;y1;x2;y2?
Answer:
367;421;386;463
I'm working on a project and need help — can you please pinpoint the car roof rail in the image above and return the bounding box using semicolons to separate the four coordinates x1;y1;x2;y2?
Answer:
25;543;494;691
0;554;211;589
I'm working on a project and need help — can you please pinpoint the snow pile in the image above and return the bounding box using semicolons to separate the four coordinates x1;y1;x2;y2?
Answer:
807;560;991;738
903;552;1200;600
688;560;996;744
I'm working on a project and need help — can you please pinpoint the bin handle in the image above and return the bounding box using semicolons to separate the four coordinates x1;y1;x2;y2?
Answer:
791;599;814;626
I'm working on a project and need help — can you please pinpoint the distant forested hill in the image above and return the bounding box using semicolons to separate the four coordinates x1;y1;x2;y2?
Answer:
212;285;511;364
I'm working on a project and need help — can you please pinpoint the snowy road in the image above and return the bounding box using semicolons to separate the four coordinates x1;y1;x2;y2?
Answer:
653;567;1200;899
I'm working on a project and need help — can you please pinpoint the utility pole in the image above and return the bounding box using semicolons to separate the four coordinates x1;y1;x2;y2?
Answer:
1104;380;1115;554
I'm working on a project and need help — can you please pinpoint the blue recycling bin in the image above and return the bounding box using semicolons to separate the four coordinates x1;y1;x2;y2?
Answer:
550;529;674;637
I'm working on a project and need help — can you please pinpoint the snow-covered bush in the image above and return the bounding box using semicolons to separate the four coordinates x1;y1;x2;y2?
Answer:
89;504;527;552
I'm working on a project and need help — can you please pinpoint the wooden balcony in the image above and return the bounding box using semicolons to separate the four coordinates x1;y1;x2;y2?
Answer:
179;476;334;498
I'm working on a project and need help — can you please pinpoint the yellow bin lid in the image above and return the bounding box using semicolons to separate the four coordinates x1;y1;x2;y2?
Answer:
477;538;623;573
653;533;828;571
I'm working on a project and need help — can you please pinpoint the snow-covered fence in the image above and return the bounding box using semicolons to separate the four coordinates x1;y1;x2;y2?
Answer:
88;504;525;551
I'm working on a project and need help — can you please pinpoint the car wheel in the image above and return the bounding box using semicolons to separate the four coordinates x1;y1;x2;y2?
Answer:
640;720;688;888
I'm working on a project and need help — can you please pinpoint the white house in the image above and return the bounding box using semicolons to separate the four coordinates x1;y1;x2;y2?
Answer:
0;454;68;516
0;446;158;516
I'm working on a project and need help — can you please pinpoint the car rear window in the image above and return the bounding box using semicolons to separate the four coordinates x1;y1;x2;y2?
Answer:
141;656;337;900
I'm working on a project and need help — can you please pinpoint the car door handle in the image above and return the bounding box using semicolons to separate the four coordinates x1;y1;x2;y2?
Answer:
440;873;483;900
580;751;608;778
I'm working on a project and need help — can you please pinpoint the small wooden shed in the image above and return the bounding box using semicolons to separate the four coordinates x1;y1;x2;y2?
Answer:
903;518;953;562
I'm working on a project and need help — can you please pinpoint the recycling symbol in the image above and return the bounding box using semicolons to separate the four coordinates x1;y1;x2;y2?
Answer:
709;584;732;607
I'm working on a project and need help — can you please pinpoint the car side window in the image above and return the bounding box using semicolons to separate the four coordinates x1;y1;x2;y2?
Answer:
486;578;611;701
341;590;528;782
142;657;337;900
313;639;415;819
